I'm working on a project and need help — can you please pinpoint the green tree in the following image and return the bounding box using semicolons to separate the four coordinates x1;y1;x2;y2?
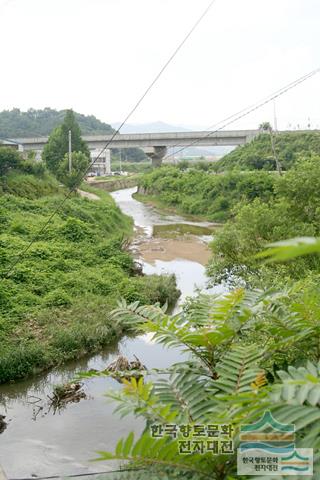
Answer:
57;151;90;190
0;147;22;176
276;155;320;223
42;110;90;174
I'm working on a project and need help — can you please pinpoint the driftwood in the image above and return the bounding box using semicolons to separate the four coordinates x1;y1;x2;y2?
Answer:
132;261;143;275
48;382;86;413
0;415;7;434
105;355;146;382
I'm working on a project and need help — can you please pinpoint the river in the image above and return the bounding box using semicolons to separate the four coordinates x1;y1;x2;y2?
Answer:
0;187;223;478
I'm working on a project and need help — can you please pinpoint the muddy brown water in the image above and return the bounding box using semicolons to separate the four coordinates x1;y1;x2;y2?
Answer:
0;187;224;478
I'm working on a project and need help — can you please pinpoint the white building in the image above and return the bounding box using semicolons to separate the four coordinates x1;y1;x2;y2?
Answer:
89;148;111;176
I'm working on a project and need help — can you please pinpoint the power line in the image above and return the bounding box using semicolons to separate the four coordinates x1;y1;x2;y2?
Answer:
2;0;217;278
164;67;320;161
9;467;146;480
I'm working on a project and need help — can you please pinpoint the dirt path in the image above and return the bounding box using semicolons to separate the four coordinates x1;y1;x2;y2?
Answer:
77;189;100;201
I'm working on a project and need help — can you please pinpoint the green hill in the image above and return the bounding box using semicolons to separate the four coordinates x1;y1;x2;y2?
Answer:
0;107;114;138
0;108;147;162
215;131;320;171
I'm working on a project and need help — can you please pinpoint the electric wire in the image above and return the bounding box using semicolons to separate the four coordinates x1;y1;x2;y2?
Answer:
164;67;320;161
2;0;217;278
9;468;146;480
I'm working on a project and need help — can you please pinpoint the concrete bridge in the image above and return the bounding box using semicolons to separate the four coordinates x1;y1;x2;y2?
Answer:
12;129;259;167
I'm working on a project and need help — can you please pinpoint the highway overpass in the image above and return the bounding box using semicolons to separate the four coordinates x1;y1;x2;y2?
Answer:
11;129;259;166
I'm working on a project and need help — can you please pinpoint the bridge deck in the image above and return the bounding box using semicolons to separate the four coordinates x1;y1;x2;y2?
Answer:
12;129;259;150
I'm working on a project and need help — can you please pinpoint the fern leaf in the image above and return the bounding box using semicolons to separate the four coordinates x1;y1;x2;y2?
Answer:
94;432;212;479
212;345;264;395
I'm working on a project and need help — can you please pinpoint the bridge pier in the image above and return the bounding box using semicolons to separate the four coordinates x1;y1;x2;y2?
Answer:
143;146;167;167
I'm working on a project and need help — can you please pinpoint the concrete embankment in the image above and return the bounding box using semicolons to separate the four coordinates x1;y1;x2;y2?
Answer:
88;177;139;192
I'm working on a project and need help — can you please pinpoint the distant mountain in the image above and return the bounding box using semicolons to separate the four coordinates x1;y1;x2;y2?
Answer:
112;121;191;134
0;108;114;138
112;121;233;157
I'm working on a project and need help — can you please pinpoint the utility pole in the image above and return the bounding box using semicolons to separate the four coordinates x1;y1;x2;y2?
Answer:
273;99;278;132
269;125;282;176
119;148;122;174
260;122;282;176
68;130;72;173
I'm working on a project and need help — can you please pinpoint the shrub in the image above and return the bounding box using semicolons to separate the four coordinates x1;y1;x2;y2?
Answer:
20;160;46;177
44;288;72;307
215;131;320;171
59;217;92;242
138;167;276;220
0;147;22;176
2;172;59;198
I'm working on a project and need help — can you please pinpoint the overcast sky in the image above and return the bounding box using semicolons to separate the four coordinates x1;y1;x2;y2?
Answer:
1;0;319;130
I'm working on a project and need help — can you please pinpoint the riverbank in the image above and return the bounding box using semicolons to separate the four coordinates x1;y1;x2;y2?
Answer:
87;174;140;192
0;175;179;384
133;191;222;225
137;166;276;222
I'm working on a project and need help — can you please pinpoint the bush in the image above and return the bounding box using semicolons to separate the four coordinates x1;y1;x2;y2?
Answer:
20;160;46;177
138;167;276;221
119;274;180;306
59;217;92;242
215;131;320;171
2;172;59;198
0;147;22;175
44;288;72;307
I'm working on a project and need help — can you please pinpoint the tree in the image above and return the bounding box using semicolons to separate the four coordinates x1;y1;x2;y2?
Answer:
57;151;90;190
0;147;22;176
42;110;90;174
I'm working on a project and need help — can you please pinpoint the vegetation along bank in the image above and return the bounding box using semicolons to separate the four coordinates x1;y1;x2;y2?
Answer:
0;147;179;384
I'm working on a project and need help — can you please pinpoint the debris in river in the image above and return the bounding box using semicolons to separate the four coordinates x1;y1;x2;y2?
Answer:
105;355;146;382
48;382;86;412
132;261;143;275
0;415;7;434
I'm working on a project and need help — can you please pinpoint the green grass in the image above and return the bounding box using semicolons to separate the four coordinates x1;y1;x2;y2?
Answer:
111;161;153;174
83;176;140;193
88;174;140;183
1;171;60;198
153;223;216;238
0;172;179;383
